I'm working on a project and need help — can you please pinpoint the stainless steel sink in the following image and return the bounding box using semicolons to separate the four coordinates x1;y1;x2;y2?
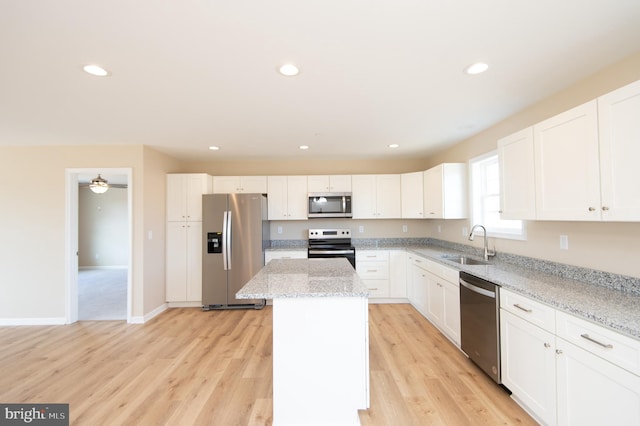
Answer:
441;255;491;266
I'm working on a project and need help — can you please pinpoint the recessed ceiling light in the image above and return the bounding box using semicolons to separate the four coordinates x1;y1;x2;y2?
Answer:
388;144;400;148
83;64;110;77
464;62;489;75
209;146;220;151
279;64;300;77
299;145;309;150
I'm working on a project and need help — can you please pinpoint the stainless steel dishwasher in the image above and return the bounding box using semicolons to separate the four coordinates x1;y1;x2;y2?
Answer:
459;271;501;384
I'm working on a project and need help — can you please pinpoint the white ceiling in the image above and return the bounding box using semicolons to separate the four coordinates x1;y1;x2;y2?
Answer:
2;1;640;162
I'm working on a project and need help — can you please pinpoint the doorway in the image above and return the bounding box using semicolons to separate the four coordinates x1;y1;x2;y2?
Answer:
66;168;133;323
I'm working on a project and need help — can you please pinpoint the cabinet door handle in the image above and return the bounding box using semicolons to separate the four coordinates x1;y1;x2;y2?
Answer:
368;288;378;291
580;333;613;349
588;207;596;212
367;269;378;273
544;343;551;348
514;303;532;313
556;349;563;355
602;206;610;211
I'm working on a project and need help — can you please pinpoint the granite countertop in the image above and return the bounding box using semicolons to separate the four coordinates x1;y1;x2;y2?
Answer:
236;258;369;299
403;246;640;341
265;240;640;340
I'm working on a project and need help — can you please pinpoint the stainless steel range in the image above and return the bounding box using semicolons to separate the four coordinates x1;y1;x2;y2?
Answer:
307;228;356;268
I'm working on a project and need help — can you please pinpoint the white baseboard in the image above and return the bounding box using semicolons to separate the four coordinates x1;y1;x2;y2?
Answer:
129;303;168;324
0;317;66;326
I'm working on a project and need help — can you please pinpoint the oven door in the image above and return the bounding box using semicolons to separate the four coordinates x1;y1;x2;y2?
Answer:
307;248;356;268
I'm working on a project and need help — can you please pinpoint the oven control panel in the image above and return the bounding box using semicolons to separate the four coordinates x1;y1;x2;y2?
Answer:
308;228;351;239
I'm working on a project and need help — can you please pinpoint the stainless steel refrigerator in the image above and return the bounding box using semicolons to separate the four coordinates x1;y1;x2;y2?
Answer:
202;193;269;310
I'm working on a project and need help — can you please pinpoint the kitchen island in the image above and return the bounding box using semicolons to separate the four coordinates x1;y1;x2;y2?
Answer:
237;258;370;426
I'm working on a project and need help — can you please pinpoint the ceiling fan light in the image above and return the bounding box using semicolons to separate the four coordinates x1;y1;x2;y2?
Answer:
89;174;109;194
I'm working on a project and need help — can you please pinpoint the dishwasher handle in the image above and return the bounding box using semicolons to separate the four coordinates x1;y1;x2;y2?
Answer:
460;278;496;299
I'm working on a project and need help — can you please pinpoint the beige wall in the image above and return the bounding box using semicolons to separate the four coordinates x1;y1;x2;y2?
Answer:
271;219;431;241
191;51;640;278
79;186;129;267
183;158;430;176
0;145;179;321
2;52;639;322
422;51;640;278
142;146;182;314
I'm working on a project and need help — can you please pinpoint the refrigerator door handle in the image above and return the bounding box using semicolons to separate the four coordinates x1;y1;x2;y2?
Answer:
222;210;229;270
226;210;232;269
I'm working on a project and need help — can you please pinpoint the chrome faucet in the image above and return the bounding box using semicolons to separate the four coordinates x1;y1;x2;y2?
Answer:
468;224;495;261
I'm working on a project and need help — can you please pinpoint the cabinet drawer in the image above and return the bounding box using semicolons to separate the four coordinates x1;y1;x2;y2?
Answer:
409;255;428;270
500;288;556;333
426;260;459;284
356;250;389;261
556;310;640;376
265;250;307;263
362;279;390;298
357;261;389;279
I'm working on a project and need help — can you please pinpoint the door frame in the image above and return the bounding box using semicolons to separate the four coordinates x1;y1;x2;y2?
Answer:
65;168;133;323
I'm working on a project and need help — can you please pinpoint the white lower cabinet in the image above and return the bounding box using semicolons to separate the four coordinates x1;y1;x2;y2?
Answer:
407;254;429;316
265;250;307;264
501;309;557;425
500;288;640;426
556;338;640;426
356;250;390;298
407;253;460;345
389;250;407;298
424;262;460;346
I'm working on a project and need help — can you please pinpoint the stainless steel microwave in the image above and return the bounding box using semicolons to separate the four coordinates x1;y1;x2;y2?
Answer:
308;193;353;218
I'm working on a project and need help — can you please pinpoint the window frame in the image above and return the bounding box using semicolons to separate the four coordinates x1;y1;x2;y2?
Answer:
468;151;526;241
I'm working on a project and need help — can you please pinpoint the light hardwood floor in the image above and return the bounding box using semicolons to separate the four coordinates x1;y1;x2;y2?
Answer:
0;305;536;425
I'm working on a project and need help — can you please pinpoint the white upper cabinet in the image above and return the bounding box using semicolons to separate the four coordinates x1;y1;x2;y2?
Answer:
213;176;267;194
267;176;308;220
401;171;424;218
534;100;601;221
423;163;467;219
532;80;640;221
498;127;536;220
166;173;213;222
352;174;401;219
307;175;352;193
597;79;640;221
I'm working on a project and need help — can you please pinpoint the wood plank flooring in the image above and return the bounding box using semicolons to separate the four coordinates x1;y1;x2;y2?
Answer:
0;304;536;425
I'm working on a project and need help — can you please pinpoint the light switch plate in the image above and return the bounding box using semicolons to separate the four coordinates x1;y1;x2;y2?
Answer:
560;235;569;250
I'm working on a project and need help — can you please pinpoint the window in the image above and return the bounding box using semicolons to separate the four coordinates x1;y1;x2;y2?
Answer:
469;151;525;240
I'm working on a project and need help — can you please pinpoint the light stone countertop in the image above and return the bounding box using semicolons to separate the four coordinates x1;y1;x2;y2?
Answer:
236;258;369;299
404;246;640;341
264;241;640;340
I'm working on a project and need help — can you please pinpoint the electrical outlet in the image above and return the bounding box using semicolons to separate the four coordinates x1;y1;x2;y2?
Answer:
560;235;569;250
437;225;442;233
359;225;364;233
462;227;468;237
402;225;408;233
148;230;153;240
277;226;283;234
